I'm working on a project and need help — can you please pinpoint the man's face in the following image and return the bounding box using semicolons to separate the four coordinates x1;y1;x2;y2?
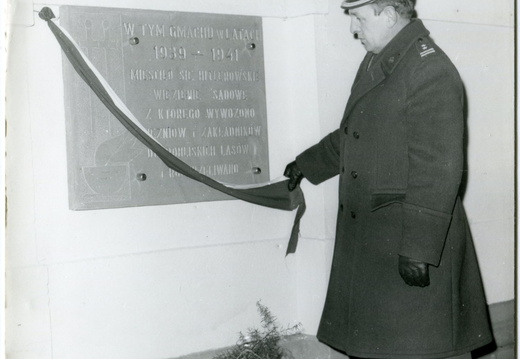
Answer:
349;5;390;54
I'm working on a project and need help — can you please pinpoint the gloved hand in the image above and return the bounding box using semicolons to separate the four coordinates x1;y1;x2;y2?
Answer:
284;161;304;192
398;255;430;287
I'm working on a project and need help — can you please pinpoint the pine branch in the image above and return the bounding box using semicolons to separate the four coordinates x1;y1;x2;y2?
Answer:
213;301;301;359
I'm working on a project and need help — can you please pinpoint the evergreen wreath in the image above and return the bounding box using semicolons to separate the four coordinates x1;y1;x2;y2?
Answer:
213;301;301;359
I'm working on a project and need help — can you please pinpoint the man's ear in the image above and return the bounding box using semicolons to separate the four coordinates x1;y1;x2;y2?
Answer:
382;6;399;27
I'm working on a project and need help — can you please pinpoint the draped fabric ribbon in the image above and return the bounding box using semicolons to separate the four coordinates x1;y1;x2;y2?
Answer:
39;7;305;255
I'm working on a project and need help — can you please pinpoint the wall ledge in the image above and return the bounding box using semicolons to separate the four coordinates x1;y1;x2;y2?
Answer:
171;334;348;359
488;300;515;347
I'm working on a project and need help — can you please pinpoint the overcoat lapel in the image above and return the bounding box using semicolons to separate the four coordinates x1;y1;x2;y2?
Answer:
341;60;386;125
341;20;431;126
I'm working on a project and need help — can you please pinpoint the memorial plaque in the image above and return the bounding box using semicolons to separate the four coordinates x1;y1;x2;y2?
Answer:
60;6;270;210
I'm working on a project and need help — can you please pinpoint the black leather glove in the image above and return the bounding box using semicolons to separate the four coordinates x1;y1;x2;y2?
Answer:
398;255;430;287
284;161;304;192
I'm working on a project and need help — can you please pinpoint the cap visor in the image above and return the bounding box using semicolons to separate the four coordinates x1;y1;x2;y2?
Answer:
341;0;375;9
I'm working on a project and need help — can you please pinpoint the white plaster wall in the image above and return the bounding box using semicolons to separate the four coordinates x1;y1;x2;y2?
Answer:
5;0;515;358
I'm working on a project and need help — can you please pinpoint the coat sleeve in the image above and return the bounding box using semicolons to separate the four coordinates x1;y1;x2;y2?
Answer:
400;55;465;266
294;129;341;185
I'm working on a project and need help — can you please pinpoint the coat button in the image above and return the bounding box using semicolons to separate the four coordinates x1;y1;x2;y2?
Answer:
351;171;358;179
344;127;348;135
342;166;345;173
340;204;344;212
351;211;357;219
353;131;360;139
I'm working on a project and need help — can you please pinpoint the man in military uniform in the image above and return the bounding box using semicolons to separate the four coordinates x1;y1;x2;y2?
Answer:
284;1;493;358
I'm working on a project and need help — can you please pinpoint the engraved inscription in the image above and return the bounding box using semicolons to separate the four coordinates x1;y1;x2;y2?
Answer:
201;125;262;138
60;6;269;209
157;108;201;120
212;89;248;101
153;89;200;101
205;108;256;119
198;70;260;82
153;45;187;60
147;127;187;138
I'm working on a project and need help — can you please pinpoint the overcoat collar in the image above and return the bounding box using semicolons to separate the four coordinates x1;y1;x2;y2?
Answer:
343;19;430;122
377;19;430;74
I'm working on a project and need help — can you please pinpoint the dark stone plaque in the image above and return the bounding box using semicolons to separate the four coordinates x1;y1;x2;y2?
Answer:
60;6;269;210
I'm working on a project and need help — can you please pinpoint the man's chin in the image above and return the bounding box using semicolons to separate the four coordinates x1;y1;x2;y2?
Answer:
359;41;370;51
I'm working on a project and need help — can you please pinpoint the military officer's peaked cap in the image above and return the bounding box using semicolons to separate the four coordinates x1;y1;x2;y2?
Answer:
341;0;377;9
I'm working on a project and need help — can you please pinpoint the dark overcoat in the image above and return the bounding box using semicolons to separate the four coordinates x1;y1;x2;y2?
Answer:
296;20;493;358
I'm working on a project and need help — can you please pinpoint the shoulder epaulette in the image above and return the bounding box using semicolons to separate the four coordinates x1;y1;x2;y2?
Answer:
416;38;436;58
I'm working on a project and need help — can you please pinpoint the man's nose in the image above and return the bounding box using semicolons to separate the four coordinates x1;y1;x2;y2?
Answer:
350;21;360;35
